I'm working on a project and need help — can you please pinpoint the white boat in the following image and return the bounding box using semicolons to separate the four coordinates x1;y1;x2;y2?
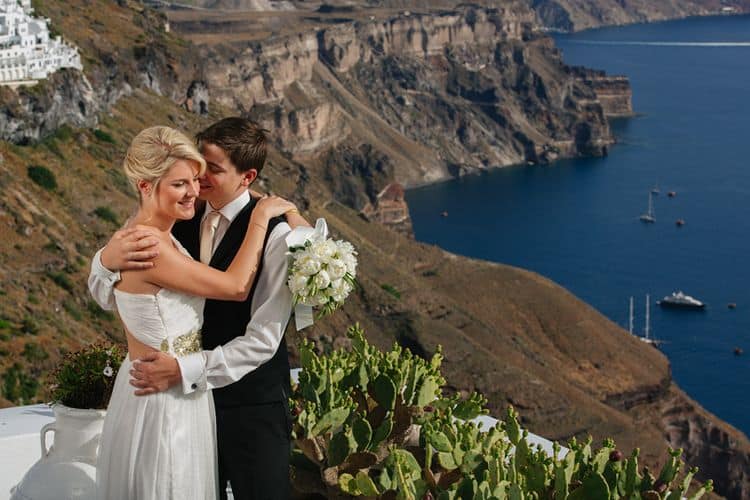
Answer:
640;192;655;223
657;291;706;309
629;295;662;346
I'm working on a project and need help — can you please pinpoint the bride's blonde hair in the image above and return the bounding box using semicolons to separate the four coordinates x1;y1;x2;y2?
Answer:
123;126;206;199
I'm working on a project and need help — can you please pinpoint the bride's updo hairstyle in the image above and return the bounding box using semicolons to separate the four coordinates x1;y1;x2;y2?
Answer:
123;126;206;200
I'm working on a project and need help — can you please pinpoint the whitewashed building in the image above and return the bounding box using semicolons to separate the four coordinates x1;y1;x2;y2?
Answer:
0;0;81;84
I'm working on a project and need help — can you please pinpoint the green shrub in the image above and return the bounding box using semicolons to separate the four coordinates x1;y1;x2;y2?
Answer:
47;343;125;409
381;283;401;299
21;316;39;335
43;241;62;254
87;300;115;322
93;206;119;225
63;299;83;321
27;293;39;304
22;342;49;362
0;318;11;329
27;165;57;190
48;271;74;292
107;167;132;195
289;325;713;500
2;363;39;404
93;129;116;144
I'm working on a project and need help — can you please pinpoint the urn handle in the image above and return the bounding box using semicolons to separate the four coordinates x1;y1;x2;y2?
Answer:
40;422;56;457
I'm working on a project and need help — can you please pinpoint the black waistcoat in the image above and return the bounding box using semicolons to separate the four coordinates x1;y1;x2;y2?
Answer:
172;199;290;407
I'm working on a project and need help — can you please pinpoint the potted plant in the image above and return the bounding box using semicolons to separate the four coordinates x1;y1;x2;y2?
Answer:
11;343;125;500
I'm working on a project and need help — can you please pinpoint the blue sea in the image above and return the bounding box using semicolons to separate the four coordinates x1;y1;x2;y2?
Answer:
406;15;750;436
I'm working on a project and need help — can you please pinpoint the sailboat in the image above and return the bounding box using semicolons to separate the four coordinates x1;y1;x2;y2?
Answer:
651;182;660;195
640;294;662;346
640;192;656;223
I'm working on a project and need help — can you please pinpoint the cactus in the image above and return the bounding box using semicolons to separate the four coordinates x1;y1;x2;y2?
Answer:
329;427;356;466
289;325;714;500
371;373;397;411
352;416;373;451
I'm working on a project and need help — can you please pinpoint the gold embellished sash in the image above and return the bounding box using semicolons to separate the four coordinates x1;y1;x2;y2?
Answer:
160;330;202;357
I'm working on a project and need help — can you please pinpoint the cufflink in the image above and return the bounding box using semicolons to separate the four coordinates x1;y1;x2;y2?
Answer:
191;383;197;389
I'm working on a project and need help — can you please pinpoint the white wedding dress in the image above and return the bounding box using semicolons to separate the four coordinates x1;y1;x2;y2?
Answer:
97;238;217;500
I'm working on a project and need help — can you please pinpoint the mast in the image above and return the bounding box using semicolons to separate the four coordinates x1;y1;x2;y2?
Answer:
629;296;634;335
644;294;650;340
648;192;654;218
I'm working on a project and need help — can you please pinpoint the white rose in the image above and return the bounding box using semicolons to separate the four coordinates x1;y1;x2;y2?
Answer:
336;240;355;254
327;258;347;280
297;254;322;276
329;278;352;303
343;254;358;275
313;270;331;290
288;274;309;295
310;240;335;260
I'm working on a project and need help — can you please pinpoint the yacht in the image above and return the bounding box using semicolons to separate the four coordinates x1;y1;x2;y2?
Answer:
657;291;705;309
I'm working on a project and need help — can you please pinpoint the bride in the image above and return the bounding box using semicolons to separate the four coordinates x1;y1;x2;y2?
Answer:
96;126;297;499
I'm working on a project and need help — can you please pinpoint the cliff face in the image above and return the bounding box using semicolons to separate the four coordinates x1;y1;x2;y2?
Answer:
333;0;750;31
529;0;750;32
660;387;750;499
199;6;623;215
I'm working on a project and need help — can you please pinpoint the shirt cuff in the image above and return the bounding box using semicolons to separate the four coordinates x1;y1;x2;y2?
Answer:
176;352;207;394
92;248;121;287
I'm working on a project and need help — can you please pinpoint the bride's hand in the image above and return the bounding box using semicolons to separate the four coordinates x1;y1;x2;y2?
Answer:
251;196;297;224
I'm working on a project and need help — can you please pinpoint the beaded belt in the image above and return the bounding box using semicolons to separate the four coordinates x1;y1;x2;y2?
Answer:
160;330;202;357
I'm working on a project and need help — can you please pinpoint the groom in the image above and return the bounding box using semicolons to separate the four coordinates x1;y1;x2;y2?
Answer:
88;117;304;500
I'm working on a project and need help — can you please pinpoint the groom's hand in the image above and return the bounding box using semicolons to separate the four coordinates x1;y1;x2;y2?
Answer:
101;225;160;272
129;352;182;396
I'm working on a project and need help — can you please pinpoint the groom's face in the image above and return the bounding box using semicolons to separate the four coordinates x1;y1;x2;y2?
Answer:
199;142;257;209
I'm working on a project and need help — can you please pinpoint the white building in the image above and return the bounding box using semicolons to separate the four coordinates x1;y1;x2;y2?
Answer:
0;0;81;85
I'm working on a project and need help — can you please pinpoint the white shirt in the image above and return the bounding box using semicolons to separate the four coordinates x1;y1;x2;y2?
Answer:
87;191;294;395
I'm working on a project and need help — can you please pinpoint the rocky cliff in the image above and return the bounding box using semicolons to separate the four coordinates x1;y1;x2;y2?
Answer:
195;6;623;215
327;0;750;31
0;0;204;144
529;0;750;32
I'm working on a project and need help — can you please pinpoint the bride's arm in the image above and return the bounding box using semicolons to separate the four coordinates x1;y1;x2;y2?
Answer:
140;196;295;301
250;189;311;230
285;211;311;230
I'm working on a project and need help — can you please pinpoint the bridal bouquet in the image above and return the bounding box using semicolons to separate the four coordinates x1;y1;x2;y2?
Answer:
286;219;357;328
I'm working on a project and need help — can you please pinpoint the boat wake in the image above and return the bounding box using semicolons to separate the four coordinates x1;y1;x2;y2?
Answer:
568;40;750;47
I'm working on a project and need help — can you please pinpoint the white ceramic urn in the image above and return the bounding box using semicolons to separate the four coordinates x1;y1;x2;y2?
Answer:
10;404;106;500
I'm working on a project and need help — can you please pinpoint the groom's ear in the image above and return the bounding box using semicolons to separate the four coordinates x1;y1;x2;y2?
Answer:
241;169;258;187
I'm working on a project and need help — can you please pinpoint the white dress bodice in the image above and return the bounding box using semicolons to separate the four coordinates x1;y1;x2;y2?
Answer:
112;238;205;354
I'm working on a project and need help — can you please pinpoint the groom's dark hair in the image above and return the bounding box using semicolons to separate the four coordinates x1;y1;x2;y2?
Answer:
196;117;268;174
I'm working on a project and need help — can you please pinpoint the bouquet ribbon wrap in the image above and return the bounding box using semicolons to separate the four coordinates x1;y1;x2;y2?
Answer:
285;218;329;331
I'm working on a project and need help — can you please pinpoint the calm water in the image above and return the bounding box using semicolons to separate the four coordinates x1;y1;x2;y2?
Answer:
406;15;750;435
